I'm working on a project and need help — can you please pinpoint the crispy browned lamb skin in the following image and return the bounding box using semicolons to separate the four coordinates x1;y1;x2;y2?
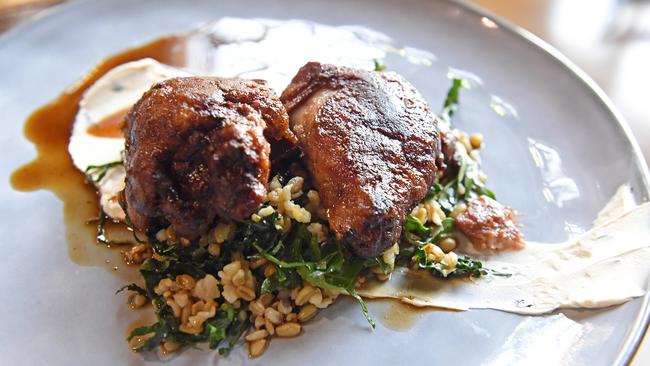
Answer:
439;130;462;180
120;76;292;241
281;62;444;257
455;195;524;251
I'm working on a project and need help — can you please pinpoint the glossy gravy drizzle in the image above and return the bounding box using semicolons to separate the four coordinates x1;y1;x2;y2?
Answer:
86;107;130;138
379;299;437;331
9;36;189;276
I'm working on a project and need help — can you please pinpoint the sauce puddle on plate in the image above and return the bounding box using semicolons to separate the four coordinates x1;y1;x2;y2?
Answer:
9;35;191;277
126;309;157;350
377;299;438;331
86;107;130;138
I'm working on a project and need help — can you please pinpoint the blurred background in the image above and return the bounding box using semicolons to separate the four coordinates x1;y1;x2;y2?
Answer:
0;0;61;32
1;0;649;362
469;0;650;167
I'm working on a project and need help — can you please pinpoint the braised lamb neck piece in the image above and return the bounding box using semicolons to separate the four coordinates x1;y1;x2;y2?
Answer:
281;62;444;257
455;196;524;251
120;76;293;242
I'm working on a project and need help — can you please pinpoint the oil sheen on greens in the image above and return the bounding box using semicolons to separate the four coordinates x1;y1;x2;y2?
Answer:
117;78;494;355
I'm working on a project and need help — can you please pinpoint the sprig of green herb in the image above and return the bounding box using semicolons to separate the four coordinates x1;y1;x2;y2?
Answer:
116;283;147;296
253;224;376;328
85;159;123;183
123;211;383;355
396;77;497;278
127;302;246;354
440;78;463;123
373;59;387;71
126;246;244;354
427;154;495;215
402;215;455;245
403;214;486;279
412;246;486;278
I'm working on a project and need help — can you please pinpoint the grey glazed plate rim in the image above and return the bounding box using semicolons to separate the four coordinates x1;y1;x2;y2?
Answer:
2;0;650;364
454;2;650;365
454;2;650;364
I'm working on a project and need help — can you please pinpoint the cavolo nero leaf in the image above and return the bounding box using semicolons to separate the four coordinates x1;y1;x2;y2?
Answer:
453;256;488;278
402;215;454;244
127;319;170;352
116;283;147;296
435;78;496;208
460;154;496;201
84;155;124;184
205;321;227;349
205;303;235;350
373;59;387;71
429;153;496;215
260;267;302;294
94;209;132;246
367;257;390;276
127;244;250;354
413;245;485;278
404;214;432;236
346;287;375;328
218;316;250;356
439;78;463;123
127;302;246;354
139;257;170;295
253;224;376;328
400;76;493;279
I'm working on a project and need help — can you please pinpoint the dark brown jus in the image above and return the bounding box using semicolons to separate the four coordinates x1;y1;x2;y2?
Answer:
378;299;436;332
121;76;294;241
87;107;130;138
9;35;191;270
281;62;444;258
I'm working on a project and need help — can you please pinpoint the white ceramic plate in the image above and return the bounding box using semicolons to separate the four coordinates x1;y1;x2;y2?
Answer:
1;0;649;365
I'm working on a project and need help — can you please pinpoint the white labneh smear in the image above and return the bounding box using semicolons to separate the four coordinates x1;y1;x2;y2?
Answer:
593;184;637;227
69;58;190;172
69;58;189;219
360;186;650;314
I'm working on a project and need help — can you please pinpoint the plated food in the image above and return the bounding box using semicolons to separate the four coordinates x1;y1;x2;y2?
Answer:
10;17;650;361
